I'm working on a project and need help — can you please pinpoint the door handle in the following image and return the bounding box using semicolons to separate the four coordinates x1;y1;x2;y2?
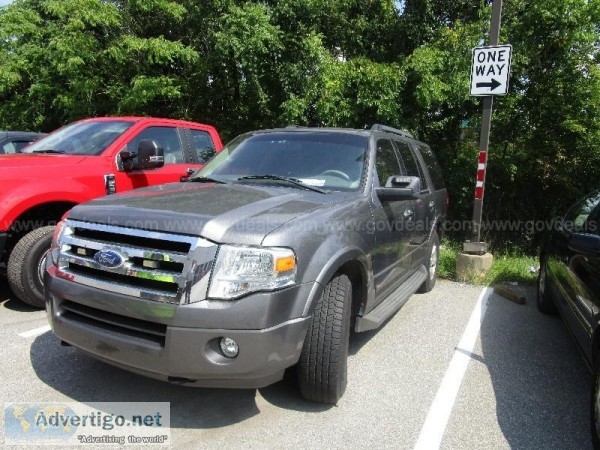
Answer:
429;201;435;208
404;209;414;218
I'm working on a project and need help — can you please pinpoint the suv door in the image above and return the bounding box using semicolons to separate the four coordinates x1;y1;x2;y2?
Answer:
548;192;600;360
394;139;432;267
371;138;416;306
115;126;203;191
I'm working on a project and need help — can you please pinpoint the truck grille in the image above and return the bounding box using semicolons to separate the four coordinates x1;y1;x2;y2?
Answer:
57;220;210;303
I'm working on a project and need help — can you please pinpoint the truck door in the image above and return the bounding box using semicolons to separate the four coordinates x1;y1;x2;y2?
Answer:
394;139;432;268
115;126;202;191
370;138;416;306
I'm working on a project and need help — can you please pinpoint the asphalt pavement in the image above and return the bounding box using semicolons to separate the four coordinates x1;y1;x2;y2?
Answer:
0;278;592;449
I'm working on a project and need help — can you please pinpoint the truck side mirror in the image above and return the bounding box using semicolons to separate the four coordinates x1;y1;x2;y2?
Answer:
568;232;600;256
137;140;164;170
376;175;421;201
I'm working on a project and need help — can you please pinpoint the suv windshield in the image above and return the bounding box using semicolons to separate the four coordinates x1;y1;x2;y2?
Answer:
192;131;368;191
23;120;133;156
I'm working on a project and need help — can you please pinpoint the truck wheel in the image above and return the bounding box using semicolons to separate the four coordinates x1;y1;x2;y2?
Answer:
418;231;439;293
298;273;352;404
7;226;55;309
537;260;557;314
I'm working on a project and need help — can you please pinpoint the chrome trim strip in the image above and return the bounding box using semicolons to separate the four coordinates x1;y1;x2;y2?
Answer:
61;235;188;263
57;269;178;302
65;219;205;248
60;254;180;283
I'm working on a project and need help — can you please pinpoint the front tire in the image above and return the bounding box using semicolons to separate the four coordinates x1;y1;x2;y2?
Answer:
298;273;352;404
7;226;55;309
418;231;440;293
537;260;557;314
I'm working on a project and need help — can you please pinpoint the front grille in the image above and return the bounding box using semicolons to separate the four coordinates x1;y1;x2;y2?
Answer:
57;220;210;303
60;300;167;346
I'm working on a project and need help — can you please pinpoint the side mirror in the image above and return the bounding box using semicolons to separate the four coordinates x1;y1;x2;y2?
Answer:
568;232;600;256
376;176;421;202
137;140;164;170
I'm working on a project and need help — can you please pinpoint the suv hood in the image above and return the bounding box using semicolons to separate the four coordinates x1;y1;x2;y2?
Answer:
0;153;87;167
68;182;354;245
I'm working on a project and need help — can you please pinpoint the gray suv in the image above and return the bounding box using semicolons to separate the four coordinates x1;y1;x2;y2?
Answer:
45;125;447;404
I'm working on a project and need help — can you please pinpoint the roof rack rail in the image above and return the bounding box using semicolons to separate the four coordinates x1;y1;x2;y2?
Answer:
371;124;414;139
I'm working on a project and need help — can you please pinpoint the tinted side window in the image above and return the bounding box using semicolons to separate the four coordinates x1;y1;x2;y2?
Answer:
129;127;183;164
395;140;428;190
375;139;401;186
2;140;34;154
418;144;445;189
190;129;216;163
565;191;600;231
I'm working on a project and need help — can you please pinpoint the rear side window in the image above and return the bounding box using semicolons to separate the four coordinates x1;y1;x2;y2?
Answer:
190;129;216;163
394;140;428;191
417;144;445;189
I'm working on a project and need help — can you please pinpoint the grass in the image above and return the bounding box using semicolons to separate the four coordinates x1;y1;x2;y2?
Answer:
439;238;539;285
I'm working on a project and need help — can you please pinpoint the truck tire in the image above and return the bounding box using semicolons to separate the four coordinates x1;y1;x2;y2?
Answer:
418;231;440;293
298;273;352;404
537;260;557;314
7;226;55;309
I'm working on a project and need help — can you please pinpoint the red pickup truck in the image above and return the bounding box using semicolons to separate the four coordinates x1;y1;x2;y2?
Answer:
0;116;222;308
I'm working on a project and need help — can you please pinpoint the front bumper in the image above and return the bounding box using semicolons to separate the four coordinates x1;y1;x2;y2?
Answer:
45;273;313;389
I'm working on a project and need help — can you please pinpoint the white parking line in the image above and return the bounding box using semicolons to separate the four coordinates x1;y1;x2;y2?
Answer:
18;325;51;338
414;287;492;450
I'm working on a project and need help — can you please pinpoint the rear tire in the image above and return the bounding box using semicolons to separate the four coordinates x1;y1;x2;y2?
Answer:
7;226;55;309
418;231;439;293
537;260;557;314
298;273;352;404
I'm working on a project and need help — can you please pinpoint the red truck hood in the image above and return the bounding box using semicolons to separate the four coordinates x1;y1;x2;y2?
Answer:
0;153;87;167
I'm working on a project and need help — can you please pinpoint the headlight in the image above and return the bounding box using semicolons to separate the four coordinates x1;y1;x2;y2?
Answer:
208;245;297;300
50;219;68;265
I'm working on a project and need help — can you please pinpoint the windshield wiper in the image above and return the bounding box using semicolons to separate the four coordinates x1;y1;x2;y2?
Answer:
237;175;327;194
188;176;228;184
30;149;65;154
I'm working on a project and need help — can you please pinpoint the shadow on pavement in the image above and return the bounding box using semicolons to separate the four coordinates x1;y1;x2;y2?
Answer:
29;332;332;429
480;286;592;448
0;280;40;312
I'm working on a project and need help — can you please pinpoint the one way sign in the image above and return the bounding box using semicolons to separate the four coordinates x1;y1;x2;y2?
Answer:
470;45;512;96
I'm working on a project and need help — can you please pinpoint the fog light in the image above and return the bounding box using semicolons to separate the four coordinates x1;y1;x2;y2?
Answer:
219;337;239;358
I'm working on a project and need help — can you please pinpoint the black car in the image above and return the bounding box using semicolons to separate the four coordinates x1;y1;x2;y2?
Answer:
538;190;600;445
45;124;447;404
0;131;46;154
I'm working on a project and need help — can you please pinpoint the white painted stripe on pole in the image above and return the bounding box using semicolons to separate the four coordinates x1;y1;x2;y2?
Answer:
476;181;484;187
478;163;485;170
18;325;51;338
414;287;492;450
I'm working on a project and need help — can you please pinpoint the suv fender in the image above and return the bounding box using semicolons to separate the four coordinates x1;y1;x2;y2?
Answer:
301;246;371;318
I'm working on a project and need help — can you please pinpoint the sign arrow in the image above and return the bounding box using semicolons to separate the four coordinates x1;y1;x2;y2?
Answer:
475;78;501;91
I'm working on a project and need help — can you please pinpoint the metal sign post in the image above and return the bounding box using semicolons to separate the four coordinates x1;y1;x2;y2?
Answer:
464;0;507;255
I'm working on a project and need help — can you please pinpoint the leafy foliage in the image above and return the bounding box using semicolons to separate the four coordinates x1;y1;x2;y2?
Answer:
0;0;599;251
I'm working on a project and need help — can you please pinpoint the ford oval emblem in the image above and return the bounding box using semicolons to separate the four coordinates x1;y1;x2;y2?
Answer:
94;250;124;269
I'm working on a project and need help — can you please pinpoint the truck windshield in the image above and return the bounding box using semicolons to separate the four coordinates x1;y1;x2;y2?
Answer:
192;131;369;191
23;120;133;156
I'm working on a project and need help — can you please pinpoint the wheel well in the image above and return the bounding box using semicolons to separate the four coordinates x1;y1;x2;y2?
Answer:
3;202;76;263
336;260;367;326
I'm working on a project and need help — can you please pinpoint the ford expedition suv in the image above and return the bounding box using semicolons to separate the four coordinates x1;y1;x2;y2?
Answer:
0;117;222;308
45;124;446;404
